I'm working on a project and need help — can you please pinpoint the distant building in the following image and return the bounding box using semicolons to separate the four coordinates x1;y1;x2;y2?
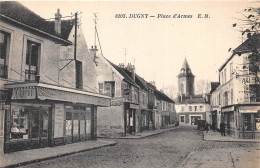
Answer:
175;58;210;125
210;35;260;139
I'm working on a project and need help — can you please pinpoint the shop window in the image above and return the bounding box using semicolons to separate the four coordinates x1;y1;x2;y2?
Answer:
11;107;29;140
41;111;49;138
0;31;10;78
75;60;83;89
25;40;40;81
243;114;254;131
10;105;49;140
73;113;79;135
80;113;86;135
249;84;260;102
85;107;91;134
66;112;72;136
104;81;115;97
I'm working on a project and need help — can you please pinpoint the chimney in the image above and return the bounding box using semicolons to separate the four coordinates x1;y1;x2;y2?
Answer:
126;63;135;81
119;63;125;68
55;9;62;34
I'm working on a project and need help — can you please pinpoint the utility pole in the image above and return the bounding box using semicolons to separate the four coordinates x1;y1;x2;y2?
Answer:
124;48;127;66
74;12;78;61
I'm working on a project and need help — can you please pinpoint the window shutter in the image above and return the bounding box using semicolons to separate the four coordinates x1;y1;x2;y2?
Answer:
76;60;83;89
98;82;104;94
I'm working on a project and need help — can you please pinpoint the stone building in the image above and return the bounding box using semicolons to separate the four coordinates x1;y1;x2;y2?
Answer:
175;58;210;125
0;1;110;153
210;35;260;139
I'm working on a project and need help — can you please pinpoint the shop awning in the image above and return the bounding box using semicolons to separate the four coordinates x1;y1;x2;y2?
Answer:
239;106;260;113
5;82;111;107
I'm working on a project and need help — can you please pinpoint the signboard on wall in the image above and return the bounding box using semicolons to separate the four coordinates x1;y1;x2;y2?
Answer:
54;104;64;138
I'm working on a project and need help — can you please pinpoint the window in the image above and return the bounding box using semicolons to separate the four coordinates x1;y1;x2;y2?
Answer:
200;106;203;111
10;105;49;140
66;112;72;136
224;69;226;83
231;89;233;104
249;84;260;102
224;91;228;106
180;116;184;122
73;113;79;135
180;83;184;94
104;81;115;97
219;94;221;105
189;106;192;111
230;63;233;78
25;40;40;81
143;94;145;105
75;60;83;89
181;106;184;112
0;31;10;78
194;106;197;111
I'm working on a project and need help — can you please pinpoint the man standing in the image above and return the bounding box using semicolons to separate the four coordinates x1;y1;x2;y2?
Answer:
220;123;225;136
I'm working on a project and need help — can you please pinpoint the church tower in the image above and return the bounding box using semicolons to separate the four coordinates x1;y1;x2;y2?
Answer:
178;58;195;98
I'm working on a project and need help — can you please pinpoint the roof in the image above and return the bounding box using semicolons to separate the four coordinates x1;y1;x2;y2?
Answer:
178;58;195;77
178;96;206;104
122;69;148;91
154;89;175;103
210;82;219;94
0;1;72;44
108;62;139;88
46;20;74;40
219;34;260;71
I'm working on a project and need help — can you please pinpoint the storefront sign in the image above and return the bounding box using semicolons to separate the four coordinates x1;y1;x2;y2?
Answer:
12;87;36;99
54;104;64;138
239;106;260;113
222;106;234;112
241;76;260;84
130;103;139;109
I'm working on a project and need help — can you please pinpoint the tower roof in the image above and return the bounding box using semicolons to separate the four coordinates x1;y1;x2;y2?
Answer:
178;58;194;77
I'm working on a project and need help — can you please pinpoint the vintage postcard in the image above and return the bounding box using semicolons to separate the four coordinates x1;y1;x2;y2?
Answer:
0;1;259;167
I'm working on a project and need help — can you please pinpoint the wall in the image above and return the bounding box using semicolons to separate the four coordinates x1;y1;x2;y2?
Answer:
97;105;124;137
0;22;62;89
59;26;97;92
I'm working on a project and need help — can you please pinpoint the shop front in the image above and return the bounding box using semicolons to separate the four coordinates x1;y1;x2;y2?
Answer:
140;109;153;132
237;105;260;139
4;82;110;153
222;105;260;139
124;103;139;135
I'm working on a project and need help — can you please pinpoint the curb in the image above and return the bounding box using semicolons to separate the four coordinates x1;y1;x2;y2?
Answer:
98;127;178;140
202;132;260;143
2;142;117;168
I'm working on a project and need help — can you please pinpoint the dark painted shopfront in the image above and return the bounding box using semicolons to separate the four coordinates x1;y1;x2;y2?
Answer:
4;83;110;153
124;103;139;135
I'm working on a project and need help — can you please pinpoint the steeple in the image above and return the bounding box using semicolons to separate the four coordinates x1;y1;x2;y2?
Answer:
179;57;194;77
178;58;195;98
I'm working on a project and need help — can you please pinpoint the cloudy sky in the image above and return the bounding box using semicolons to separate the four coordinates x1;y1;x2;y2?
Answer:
20;1;259;92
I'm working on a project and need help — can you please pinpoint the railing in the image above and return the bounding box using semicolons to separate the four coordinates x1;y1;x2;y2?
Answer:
25;69;36;81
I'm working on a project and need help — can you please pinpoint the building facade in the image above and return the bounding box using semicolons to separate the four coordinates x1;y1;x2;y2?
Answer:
176;58;210;125
210;35;260;139
0;2;110;153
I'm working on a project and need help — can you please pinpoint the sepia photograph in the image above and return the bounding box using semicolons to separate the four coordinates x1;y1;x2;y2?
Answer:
0;0;260;167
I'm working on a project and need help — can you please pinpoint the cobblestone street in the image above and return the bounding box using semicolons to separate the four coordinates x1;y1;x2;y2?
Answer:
20;126;259;168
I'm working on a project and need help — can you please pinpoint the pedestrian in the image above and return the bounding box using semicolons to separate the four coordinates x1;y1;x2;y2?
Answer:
204;122;209;133
220;123;225;136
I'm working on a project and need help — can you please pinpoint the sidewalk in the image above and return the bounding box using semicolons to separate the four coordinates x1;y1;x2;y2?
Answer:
203;130;260;143
120;126;178;139
0;140;117;168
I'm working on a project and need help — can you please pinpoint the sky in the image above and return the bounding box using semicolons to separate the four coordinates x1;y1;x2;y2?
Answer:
20;0;260;91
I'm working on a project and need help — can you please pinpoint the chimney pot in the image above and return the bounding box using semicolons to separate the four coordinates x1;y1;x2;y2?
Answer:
55;9;62;34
